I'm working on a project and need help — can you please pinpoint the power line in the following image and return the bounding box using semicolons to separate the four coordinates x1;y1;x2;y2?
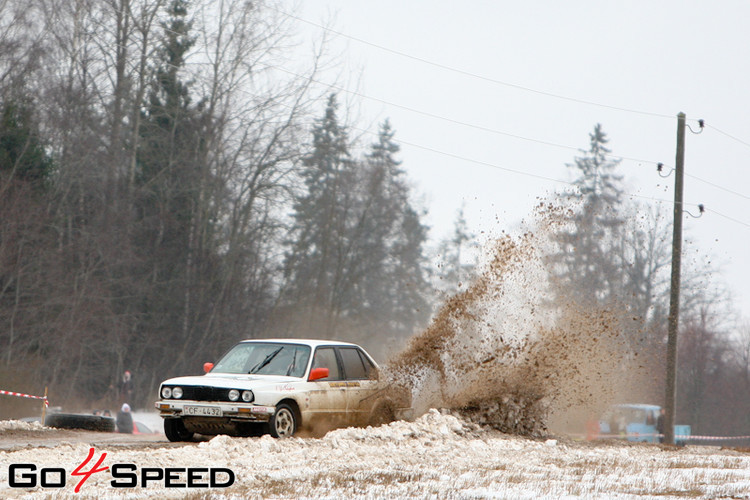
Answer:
686;173;750;202
150;53;750;209
285;66;750;209
139;7;750;209
706;208;750;230
349;113;750;232
706;124;750;150
153;62;750;230
271;5;681;121
141;9;750;228
275;66;662;168
170;4;750;159
336;119;704;212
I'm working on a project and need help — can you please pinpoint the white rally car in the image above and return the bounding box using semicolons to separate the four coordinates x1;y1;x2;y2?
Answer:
155;339;411;440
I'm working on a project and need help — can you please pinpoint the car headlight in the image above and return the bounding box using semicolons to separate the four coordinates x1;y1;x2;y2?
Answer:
241;390;254;402
172;387;183;399
228;389;240;401
161;387;172;399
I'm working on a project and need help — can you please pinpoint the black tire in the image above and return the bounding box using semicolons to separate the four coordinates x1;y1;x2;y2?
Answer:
44;413;116;432
368;403;396;427
164;418;194;442
268;403;297;438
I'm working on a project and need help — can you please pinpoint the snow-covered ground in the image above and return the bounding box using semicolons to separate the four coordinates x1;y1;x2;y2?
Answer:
1;410;749;499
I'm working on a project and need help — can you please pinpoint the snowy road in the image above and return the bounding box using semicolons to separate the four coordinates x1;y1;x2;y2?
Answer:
1;410;749;499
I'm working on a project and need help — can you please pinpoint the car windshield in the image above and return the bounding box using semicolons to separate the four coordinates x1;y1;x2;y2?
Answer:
211;342;311;378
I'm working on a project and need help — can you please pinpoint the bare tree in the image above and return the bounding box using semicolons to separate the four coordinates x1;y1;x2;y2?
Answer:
0;0;328;411
676;305;734;434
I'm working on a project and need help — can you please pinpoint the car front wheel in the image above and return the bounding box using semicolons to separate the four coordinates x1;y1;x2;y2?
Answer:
164;418;194;442
269;403;296;438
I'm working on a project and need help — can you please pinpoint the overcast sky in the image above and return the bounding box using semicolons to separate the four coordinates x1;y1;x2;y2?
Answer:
286;1;750;324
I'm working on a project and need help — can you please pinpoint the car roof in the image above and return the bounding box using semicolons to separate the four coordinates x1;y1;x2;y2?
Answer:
237;338;362;349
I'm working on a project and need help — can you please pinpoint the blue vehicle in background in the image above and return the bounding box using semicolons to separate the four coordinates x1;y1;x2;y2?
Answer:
598;403;691;445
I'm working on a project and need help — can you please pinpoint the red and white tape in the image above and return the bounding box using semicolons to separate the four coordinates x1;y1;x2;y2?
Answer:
685;434;750;441
594;433;750;441
0;389;49;406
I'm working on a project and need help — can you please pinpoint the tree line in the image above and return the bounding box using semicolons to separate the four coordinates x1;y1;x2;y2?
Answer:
0;0;432;411
1;0;747;438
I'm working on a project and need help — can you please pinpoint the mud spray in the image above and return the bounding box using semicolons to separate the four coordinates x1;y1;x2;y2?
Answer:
385;203;658;437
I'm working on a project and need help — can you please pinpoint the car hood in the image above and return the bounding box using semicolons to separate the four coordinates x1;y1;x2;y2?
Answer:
160;374;302;390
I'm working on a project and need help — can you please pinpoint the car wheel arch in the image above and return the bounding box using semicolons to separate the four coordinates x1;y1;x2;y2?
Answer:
268;399;301;438
276;397;302;425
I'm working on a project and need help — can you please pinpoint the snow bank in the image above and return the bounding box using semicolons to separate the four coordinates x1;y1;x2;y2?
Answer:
0;420;51;432
2;410;750;499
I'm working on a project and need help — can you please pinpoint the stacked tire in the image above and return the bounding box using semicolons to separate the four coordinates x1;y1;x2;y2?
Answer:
44;413;116;432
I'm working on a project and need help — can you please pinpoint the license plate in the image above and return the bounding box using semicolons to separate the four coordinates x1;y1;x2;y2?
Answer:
184;405;221;417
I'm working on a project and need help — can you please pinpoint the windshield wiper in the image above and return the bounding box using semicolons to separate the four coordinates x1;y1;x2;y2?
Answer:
248;347;284;374
286;348;298;376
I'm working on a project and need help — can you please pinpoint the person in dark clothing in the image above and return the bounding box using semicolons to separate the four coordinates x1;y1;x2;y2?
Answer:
656;408;666;443
119;370;134;406
116;403;134;434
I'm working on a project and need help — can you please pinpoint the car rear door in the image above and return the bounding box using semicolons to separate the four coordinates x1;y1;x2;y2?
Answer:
338;346;380;426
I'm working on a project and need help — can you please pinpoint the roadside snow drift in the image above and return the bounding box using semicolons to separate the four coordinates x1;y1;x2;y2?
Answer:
2;410;750;499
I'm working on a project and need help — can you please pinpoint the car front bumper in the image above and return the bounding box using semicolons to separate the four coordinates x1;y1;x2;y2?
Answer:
155;400;276;422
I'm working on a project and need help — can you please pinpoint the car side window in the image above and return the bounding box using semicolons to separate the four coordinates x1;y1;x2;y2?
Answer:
340;347;372;380
311;347;341;380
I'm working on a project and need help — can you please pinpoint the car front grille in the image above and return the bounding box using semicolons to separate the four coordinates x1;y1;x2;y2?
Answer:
177;386;235;402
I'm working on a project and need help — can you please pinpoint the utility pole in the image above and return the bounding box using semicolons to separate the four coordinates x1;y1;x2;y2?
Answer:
664;112;686;445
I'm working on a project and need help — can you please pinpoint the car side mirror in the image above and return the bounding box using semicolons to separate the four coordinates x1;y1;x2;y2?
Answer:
308;367;329;381
203;362;214;374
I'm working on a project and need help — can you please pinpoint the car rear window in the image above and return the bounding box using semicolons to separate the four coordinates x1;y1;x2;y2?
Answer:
340;347;374;380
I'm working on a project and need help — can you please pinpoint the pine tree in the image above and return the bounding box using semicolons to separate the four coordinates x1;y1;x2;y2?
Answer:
0;99;53;368
133;0;217;372
360;120;430;339
138;0;201;201
282;94;354;333
549;124;624;307
436;205;476;294
281;103;430;343
0;100;53;187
